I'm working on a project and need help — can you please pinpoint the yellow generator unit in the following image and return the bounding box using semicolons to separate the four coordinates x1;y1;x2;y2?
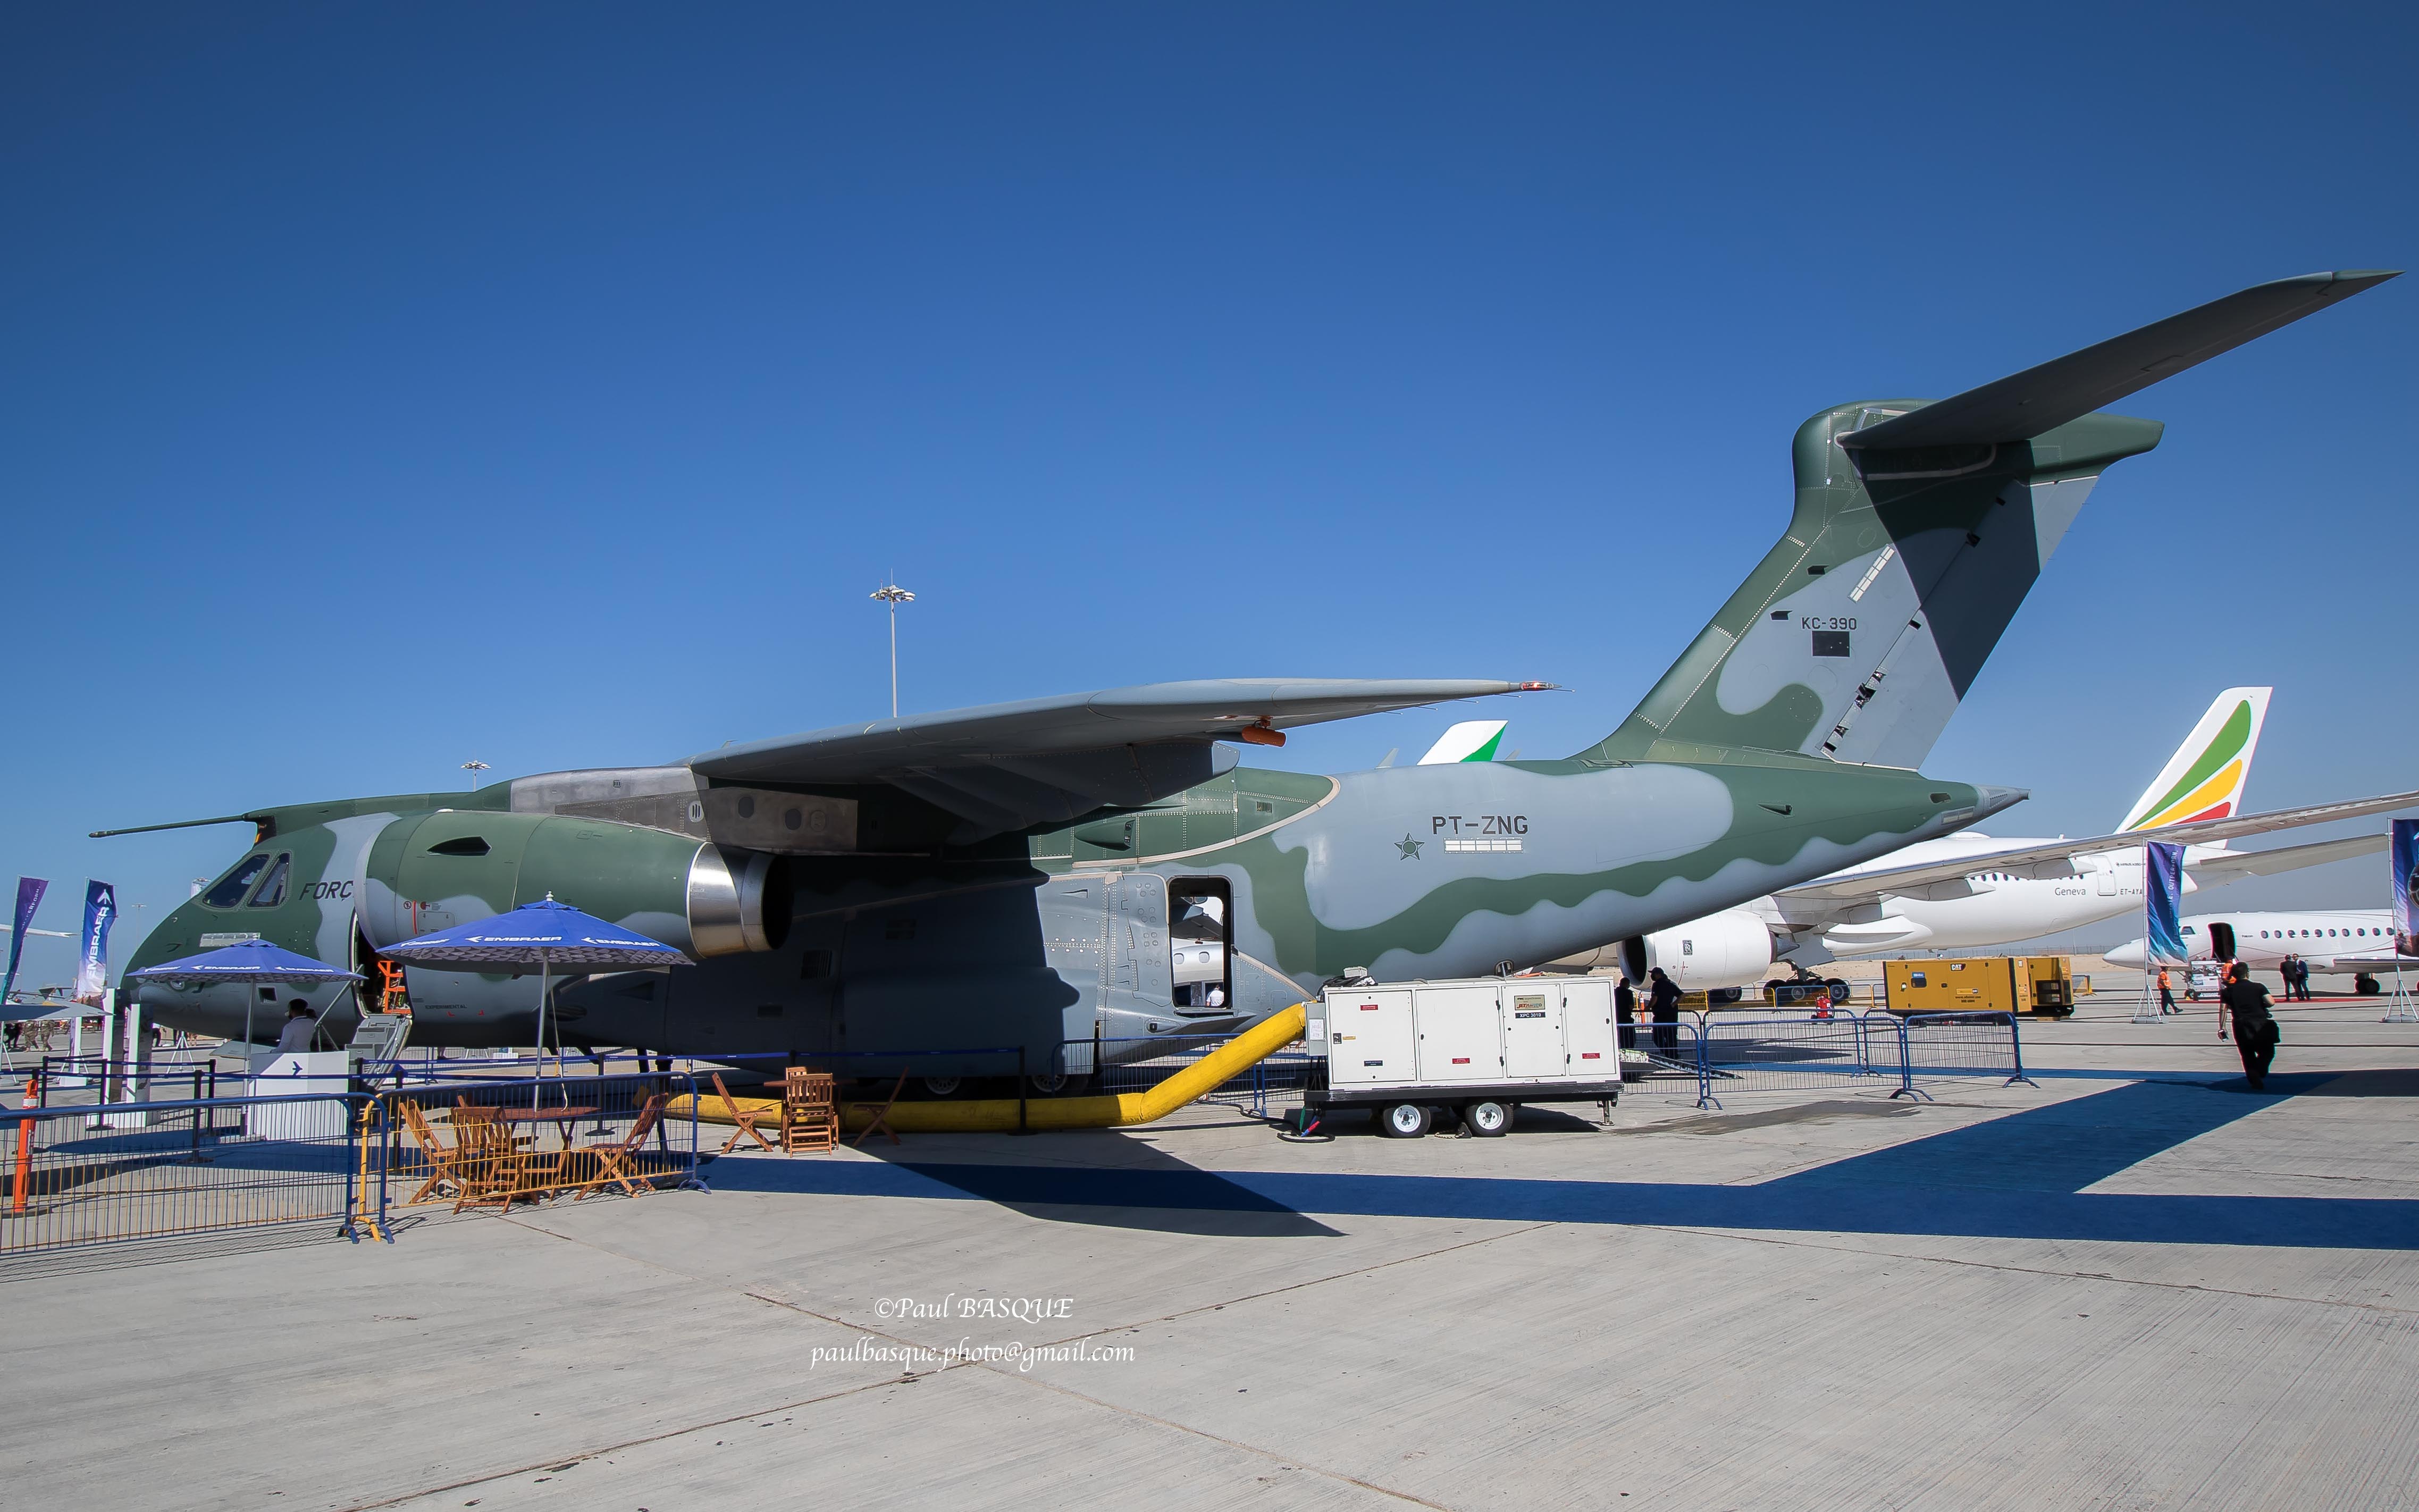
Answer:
1883;956;2075;1017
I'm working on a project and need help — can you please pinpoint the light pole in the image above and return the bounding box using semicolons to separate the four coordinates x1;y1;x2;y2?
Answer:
870;579;915;718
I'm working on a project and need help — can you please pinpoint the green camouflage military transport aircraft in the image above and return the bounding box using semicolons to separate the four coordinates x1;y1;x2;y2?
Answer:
113;271;2395;1082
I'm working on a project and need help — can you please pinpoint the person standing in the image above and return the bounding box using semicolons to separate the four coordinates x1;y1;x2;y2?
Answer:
275;1002;317;1054
1647;968;1682;1057
2157;966;2176;1015
1615;975;1637;1051
2220;962;2279;1090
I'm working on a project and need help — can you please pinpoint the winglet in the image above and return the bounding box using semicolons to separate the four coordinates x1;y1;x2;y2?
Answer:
1841;270;2400;451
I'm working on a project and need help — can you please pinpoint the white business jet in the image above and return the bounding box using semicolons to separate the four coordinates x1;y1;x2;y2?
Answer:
1539;688;2418;990
2107;911;2417;994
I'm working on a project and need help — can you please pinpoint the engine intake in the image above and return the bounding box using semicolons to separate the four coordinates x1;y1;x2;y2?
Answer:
1623;909;1776;992
358;809;788;960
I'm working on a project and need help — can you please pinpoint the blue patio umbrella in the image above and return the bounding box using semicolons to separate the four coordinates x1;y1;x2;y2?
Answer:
129;938;364;1054
376;896;689;1093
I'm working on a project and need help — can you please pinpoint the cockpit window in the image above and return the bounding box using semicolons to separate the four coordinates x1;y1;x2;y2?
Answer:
246;854;292;909
202;854;273;909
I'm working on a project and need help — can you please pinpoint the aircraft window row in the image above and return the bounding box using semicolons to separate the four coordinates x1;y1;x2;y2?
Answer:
2256;927;2372;939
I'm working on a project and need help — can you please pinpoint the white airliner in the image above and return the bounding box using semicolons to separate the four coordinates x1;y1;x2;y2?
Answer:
1533;688;2413;990
2107;912;2418;993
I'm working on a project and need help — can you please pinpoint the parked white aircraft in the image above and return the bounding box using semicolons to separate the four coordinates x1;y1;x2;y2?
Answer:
2106;911;2418;994
1541;688;2412;990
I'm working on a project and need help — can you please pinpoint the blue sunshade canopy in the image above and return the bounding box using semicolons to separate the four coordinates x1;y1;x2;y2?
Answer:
377;896;691;970
128;938;365;985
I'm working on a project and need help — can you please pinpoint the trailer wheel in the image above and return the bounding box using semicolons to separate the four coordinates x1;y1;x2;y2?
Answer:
1462;1100;1511;1137
920;1076;962;1098
1378;1102;1433;1138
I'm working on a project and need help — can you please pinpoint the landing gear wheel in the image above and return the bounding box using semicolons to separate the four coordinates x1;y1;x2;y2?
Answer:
920;1076;962;1098
1029;1072;1080;1095
1378;1102;1433;1138
2357;975;2382;996
1825;978;1851;1005
1462;1100;1512;1137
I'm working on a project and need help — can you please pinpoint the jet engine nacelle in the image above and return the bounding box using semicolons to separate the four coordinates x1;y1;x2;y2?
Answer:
1622;910;1776;992
358;809;788;960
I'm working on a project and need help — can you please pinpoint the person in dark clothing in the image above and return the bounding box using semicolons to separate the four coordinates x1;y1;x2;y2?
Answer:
2220;962;2279;1089
1647;968;1682;1056
2295;956;2314;1001
1615;976;1637;1051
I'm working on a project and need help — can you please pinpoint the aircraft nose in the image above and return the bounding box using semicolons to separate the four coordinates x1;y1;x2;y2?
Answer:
2105;939;2146;967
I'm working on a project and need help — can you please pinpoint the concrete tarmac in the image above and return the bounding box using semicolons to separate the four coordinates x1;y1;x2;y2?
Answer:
6;989;2418;1510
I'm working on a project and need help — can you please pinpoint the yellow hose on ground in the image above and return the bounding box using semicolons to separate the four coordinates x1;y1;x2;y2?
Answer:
669;1003;1308;1134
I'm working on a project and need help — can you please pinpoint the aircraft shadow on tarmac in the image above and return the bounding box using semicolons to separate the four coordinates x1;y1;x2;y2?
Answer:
704;1072;2419;1251
708;1126;1346;1238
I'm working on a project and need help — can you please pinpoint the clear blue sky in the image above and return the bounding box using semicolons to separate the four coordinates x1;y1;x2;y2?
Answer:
4;3;2412;981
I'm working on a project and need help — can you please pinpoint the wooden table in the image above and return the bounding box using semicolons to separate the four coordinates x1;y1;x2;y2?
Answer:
483;1106;600;1152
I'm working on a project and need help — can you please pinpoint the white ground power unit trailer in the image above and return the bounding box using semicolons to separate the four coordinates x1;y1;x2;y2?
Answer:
1306;977;1623;1137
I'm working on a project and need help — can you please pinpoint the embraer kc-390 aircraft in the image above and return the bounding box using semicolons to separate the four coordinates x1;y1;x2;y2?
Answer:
111;271;2400;1084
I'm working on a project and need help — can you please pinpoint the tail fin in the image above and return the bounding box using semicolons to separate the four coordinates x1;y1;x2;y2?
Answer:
2118;687;2271;831
1576;271;2396;770
1418;720;1508;764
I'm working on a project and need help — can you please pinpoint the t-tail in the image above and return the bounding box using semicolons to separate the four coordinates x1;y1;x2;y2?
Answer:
2118;687;2272;831
1575;271;2396;770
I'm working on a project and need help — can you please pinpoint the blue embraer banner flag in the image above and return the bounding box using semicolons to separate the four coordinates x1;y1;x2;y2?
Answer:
3;876;48;1010
2393;819;2419;957
2145;841;2189;965
72;880;117;1006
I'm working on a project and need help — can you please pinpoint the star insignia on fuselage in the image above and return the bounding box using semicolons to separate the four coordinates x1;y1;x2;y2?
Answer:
1397;834;1423;860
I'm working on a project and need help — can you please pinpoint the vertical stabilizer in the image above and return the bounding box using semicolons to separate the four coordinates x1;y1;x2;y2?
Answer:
1419;720;1508;765
1576;272;2395;771
2119;687;2272;831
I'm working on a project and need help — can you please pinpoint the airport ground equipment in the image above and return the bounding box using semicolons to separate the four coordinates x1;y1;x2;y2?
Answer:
1884;956;2074;1017
674;1004;1311;1135
1308;978;1622;1137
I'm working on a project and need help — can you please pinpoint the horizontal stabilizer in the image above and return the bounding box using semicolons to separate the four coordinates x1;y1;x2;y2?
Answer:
1842;271;2399;451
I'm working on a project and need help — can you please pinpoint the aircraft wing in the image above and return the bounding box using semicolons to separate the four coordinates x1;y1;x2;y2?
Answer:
1777;789;2419;905
2187;833;2388;884
2309;954;2419;975
688;678;1549;839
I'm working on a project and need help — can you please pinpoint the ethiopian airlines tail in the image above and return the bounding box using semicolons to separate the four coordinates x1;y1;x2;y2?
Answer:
2119;687;2272;831
1575;271;2395;771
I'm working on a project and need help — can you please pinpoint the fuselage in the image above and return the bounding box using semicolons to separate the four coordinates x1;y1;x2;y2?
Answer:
1787;830;2186;957
125;754;2000;1068
2107;910;2405;976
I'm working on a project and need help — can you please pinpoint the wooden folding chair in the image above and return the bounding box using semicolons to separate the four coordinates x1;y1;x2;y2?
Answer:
451;1101;535;1149
849;1071;909;1148
780;1068;838;1155
395;1100;469;1205
710;1072;779;1154
451;1118;559;1214
572;1093;669;1199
